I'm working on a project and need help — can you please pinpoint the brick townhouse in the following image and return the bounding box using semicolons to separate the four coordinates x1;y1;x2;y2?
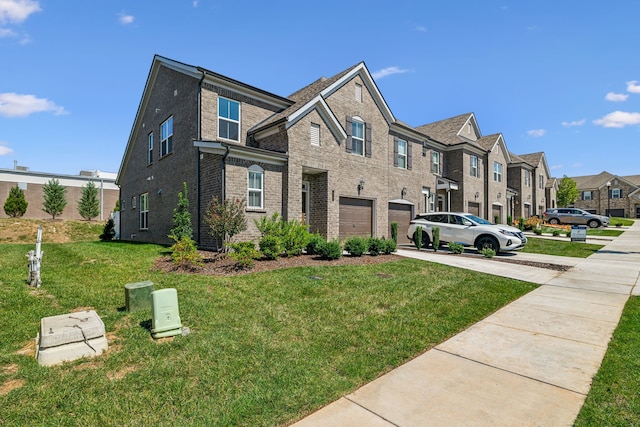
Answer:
571;171;640;218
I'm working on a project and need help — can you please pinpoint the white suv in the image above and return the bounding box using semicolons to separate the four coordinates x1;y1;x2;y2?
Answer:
407;212;527;253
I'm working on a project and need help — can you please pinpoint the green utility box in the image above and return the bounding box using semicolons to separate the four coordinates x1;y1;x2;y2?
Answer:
150;288;182;339
125;280;154;312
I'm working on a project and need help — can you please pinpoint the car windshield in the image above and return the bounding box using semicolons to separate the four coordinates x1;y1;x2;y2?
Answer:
463;214;492;225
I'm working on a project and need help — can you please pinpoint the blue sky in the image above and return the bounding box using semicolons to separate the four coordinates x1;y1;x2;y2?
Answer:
2;0;640;178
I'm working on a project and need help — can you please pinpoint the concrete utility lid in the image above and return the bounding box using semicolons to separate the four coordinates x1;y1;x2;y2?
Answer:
39;310;105;348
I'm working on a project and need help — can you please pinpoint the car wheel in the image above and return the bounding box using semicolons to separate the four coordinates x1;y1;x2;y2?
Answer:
421;230;431;248
587;219;600;228
549;218;559;225
476;235;499;252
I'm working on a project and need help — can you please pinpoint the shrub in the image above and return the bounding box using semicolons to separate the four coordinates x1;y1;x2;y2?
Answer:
432;227;440;252
507;215;513;226
280;220;309;257
204;197;247;253
4;185;28;218
494;215;499;224
78;181;100;221
42;178;67;219
533;228;542;235
368;237;384;256
99;218;116;241
552;229;560;236
525;216;542;230
480;247;496;258
565;230;572;237
517;217;526;231
344;236;368;257
318;239;342;260
414;225;423;250
390;222;398;244
228;241;261;269
448;242;464;254
169;182;193;241
381;238;397;254
306;233;325;255
170;236;203;267
259;235;283;260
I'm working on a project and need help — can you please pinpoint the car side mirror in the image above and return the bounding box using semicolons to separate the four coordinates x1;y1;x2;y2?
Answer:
463;220;473;226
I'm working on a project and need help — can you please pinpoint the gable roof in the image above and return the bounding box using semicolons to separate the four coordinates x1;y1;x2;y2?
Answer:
477;133;511;162
572;171;639;190
250;62;395;144
415;113;480;145
511;151;551;177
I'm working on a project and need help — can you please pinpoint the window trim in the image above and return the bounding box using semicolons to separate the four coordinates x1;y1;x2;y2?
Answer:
583;191;592;201
218;97;241;142
351;118;365;156
470;155;478;177
397;139;408;169
131;196;136;209
539;174;544;189
524;170;530;187
431;151;441;175
612;188;621;199
493;161;503;182
310;123;320;146
139;193;149;230
148;132;154;164
247;165;264;209
160;117;173;157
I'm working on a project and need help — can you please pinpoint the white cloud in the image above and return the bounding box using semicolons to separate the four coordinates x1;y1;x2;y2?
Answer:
0;143;13;156
572;162;582;168
605;92;628;102
0;0;40;24
415;25;427;32
372;66;410;79
561;119;586;127
593;111;640;128
527;129;546;137
0;27;15;37
627;80;640;94
118;12;134;25
0;92;67;117
550;164;563;170
193;0;198;6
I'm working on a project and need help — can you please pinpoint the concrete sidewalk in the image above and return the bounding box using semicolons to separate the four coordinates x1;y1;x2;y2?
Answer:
292;223;640;426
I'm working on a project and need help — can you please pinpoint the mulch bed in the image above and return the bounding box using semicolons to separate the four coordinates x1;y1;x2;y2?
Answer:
154;247;571;277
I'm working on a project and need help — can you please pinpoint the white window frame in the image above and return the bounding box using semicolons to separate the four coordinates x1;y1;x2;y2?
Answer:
493;161;503;182
131;196;136;209
470;155;478;177
248;165;264;209
539;174;544;189
524;170;530;187
310;123;320;146
351;119;365;156
139;193;149;230
218;97;240;142
428;193;436;211
160;117;173;157
397;139;407;169
612;188;621;199
148;132;154;164
431;151;441;174
583;191;592;201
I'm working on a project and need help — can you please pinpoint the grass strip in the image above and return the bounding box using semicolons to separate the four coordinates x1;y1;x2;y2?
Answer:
520;237;603;258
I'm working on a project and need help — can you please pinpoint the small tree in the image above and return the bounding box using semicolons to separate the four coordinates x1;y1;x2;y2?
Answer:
432;227;440;252
3;185;28;218
414;226;423;250
390;221;398;244
100;218;116;241
169;182;193;241
557;175;579;208
203;197;247;253
78;181;100;221
42;178;67;219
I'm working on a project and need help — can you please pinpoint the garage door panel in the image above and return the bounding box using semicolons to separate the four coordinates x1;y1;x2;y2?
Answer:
340;197;373;239
389;203;412;244
468;202;480;217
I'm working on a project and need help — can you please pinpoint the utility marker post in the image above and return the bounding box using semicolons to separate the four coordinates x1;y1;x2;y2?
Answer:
27;226;43;287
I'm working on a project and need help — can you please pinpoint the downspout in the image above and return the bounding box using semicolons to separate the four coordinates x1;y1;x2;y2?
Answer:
196;70;205;245
532;166;538;216
484;150;491;219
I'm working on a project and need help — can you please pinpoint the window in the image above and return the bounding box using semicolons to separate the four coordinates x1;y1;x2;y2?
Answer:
539;174;544;189
160;117;173;157
524;170;530;187
131;196;136;209
493;162;503;182
139;193;148;230
355;83;362;103
397;139;407;169
248;165;264;209
148;132;154;164
310;123;320;146
431;151;441;174
583;191;592;201
428;193;435;212
612;188;621;199
352;119;365;156
218;97;240;141
470;155;478;177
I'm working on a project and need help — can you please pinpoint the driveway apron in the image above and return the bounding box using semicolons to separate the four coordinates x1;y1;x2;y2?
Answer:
292;223;640;426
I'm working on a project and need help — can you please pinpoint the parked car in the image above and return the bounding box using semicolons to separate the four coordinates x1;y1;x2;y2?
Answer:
407;212;527;253
542;208;609;228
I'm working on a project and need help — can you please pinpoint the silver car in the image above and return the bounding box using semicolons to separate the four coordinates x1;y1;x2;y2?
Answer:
407;212;527;253
542;208;609;228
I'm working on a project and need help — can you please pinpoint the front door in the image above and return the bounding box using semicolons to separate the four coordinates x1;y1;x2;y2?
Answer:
636;206;640;218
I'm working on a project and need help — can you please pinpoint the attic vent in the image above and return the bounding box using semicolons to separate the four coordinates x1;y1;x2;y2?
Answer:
355;83;362;103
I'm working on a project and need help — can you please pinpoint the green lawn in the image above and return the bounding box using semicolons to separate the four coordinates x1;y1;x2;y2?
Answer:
586;229;624;237
0;242;537;426
521;237;603;258
575;296;640;426
610;217;634;226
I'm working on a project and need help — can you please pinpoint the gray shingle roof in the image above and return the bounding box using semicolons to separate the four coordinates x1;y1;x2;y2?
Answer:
518;152;544;167
415;113;474;145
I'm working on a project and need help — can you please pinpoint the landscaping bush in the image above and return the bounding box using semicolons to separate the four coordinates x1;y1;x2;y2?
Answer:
305;233;325;255
517;217;526;231
368;237;384;256
390;221;398;243
480;247;496;258
552;229;560;236
432;227;440;252
318;239;342;260
494;215;499;224
533;228;542;235
280;220;309;257
344;236;368;257
448;242;464;254
525;216;542;230
381;238;397;254
170;235;203;267
413;226;423;250
228;241;261;269
259;235;283;260
99;218;116;241
507;215;513;226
